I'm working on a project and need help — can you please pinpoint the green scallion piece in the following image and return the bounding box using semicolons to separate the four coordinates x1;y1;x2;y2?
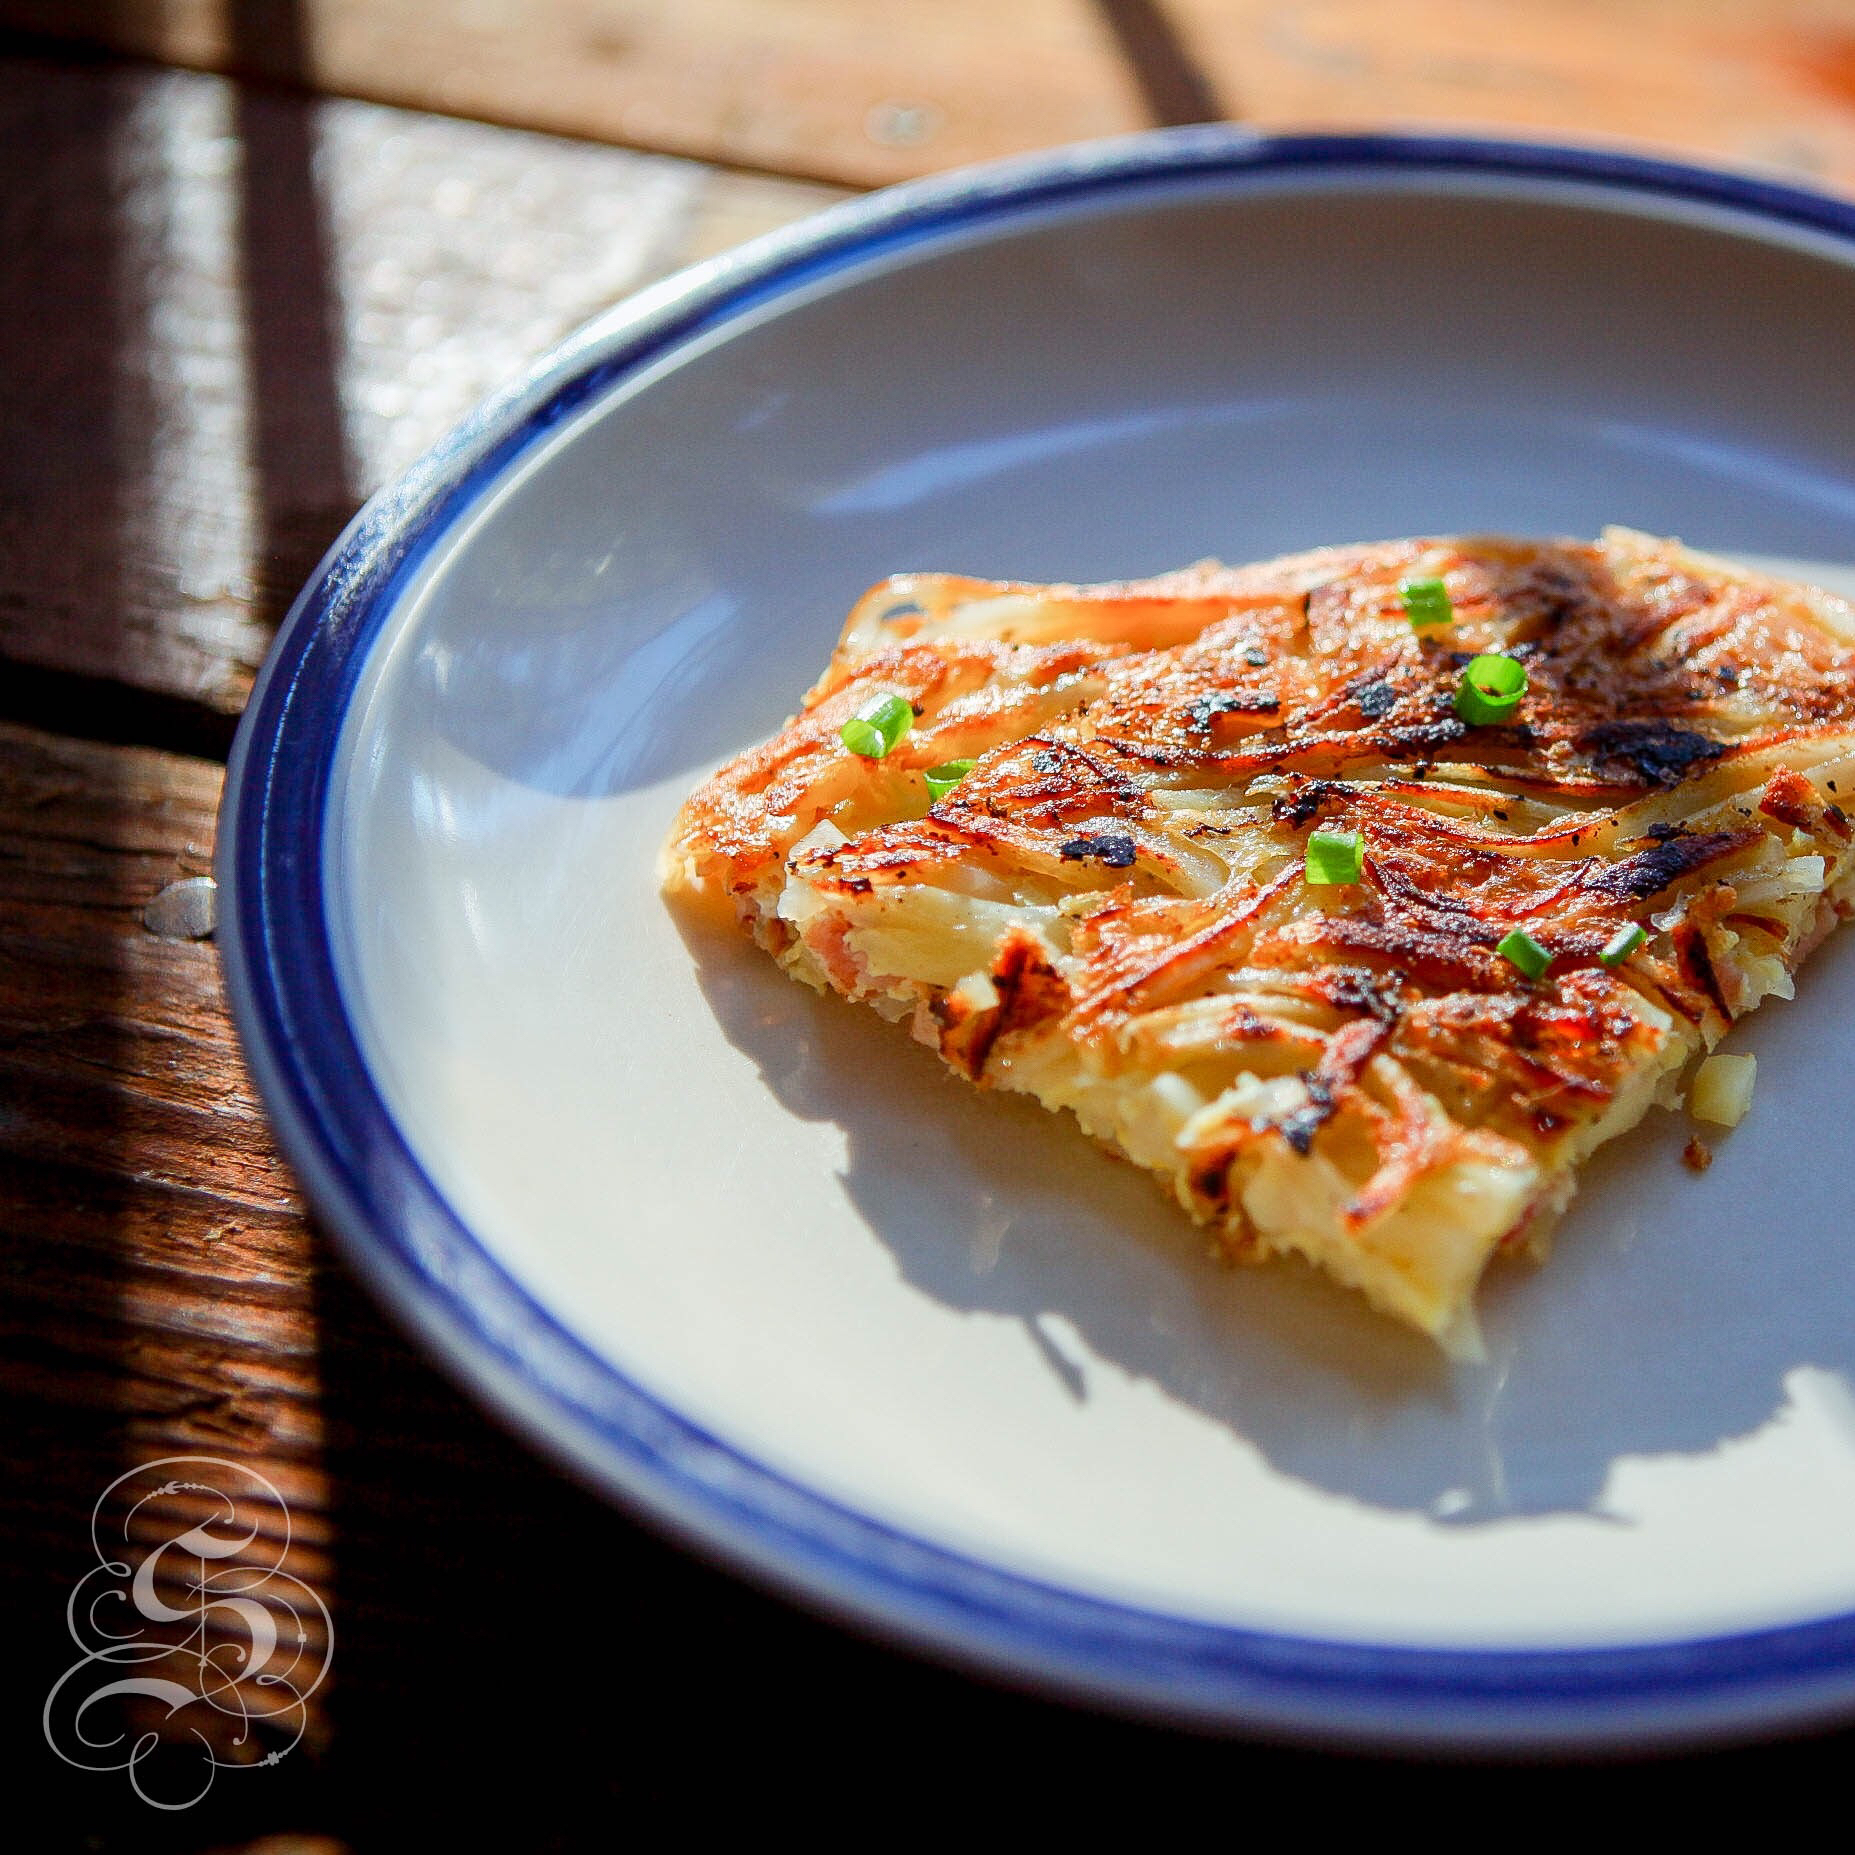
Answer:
840;692;913;759
1455;653;1527;726
1305;828;1363;886
924;759;975;801
1497;927;1552;980
1401;575;1453;629
1599;922;1647;967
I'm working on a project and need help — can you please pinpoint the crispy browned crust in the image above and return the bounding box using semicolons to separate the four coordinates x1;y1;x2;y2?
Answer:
665;531;1855;1334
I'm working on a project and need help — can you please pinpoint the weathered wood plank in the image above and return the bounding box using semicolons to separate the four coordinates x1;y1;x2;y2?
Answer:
22;1;1855;194
0;723;315;1446
0;54;844;722
0;719;338;1791
2;0;1150;189
1173;0;1855;188
0;719;1291;1826
14;6;1855;724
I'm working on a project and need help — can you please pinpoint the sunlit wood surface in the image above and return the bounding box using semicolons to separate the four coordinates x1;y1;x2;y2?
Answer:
7;5;1855;1840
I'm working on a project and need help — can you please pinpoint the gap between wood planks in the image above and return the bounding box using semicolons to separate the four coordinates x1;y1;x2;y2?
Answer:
0;664;240;764
0;0;1196;190
0;48;853;763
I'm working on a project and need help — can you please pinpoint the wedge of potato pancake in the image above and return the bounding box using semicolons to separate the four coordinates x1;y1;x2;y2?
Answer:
663;530;1855;1349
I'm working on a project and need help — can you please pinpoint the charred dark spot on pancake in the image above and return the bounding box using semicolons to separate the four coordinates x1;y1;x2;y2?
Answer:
1296;915;1507;989
1583;829;1755;904
1089;735;1214;770
1276;1080;1332;1155
1674;919;1734;1021
936;929;1071;1080
1271;779;1341;828
1354;680;1397;720
1269;1018;1389;1154
992;933;1070;1024
1243;644;1270;668
1373;860;1486;924
1579;719;1725;787
1224;1002;1294;1041
1059;832;1138;869
1189;1154;1235;1211
1186;689;1280;731
1314;965;1403;1025
930;987;989;1078
1529;566;1588;630
998;739;1147;826
1379;715;1469;754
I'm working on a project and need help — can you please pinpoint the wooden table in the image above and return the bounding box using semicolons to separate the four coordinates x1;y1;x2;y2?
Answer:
9;5;1855;1838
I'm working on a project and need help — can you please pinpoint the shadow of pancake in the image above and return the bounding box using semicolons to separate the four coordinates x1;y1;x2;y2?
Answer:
675;901;1855;1525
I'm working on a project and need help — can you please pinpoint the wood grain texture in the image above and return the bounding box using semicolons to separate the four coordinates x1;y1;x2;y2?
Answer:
21;0;1855;192
0;720;1361;1839
2;0;1151;189
0;722;311;1454
0;718;332;1798
0;53;843;722
3;5;1852;731
1172;0;1855;187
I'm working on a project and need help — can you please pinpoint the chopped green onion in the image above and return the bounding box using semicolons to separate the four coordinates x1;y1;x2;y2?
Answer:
1305;828;1363;886
840;692;913;759
1600;922;1647;967
1497;927;1552;980
1401;575;1453;629
1455;653;1528;726
924;759;975;800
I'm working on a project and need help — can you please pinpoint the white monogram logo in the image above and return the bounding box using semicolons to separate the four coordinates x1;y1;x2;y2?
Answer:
42;1456;333;1811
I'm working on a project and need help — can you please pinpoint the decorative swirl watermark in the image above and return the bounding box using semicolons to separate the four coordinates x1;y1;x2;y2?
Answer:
43;1456;332;1811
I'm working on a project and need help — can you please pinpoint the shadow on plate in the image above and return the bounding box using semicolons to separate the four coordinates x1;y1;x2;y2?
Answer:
675;901;1855;1527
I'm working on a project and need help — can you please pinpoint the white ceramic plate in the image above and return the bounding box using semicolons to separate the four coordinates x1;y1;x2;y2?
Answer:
220;130;1855;1751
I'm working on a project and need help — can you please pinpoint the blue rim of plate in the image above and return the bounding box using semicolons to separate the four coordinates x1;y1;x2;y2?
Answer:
219;126;1855;1753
